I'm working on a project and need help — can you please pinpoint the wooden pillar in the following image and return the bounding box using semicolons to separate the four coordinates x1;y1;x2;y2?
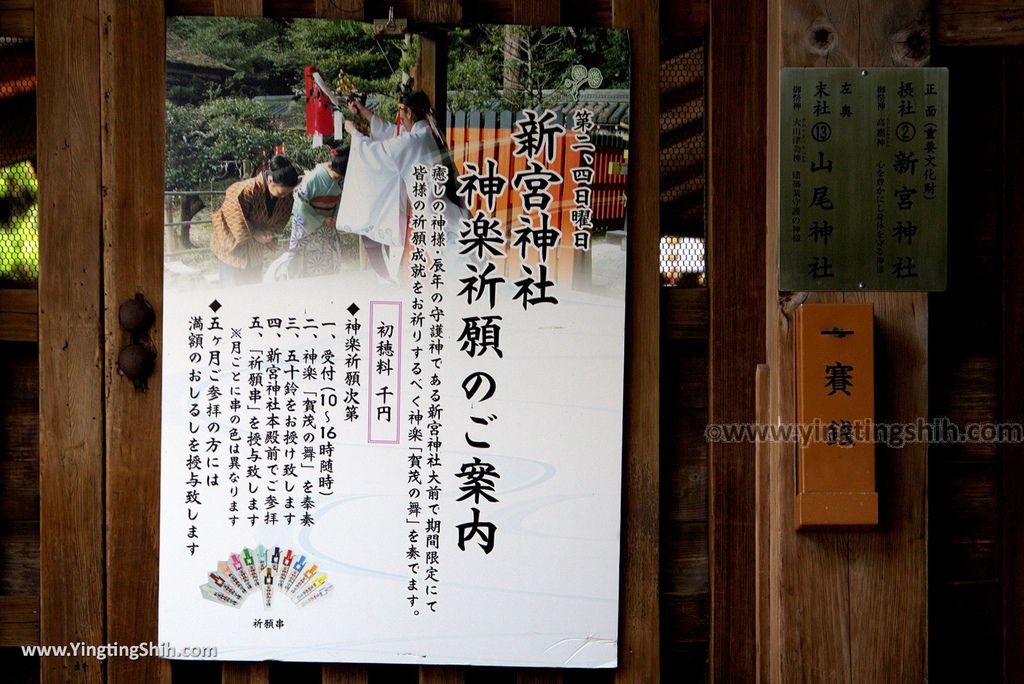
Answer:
707;1;767;681
761;2;930;682
613;0;660;682
413;0;462;137
36;0;106;682
416;31;448;129
100;1;172;682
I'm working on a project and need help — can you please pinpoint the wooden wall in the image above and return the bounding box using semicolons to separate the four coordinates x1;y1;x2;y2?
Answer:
0;1;670;683
14;1;1024;683
927;46;1024;684
760;2;930;681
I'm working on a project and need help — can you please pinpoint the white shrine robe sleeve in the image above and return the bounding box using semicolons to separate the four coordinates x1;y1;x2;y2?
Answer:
369;113;397;141
336;129;413;248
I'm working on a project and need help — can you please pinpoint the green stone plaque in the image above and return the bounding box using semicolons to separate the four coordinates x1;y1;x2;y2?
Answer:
779;67;948;291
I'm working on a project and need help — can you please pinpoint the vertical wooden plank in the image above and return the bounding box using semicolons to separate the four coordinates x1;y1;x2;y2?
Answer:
100;1;172;683
213;0;263;14
516;671;563;684
1002;50;1024;684
36;0;106;682
222;663;270;684
322;664;370;683
763;1;930;682
706;0;766;681
612;0;660;682
753;363;769;684
419;666;463;684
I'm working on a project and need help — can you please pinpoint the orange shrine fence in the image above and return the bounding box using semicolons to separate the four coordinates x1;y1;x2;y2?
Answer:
445;109;628;284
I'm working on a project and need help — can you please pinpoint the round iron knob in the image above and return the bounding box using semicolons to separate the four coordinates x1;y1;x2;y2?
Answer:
119;293;155;336
118;343;155;383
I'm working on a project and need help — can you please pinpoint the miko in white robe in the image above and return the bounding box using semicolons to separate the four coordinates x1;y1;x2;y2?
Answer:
336;112;467;280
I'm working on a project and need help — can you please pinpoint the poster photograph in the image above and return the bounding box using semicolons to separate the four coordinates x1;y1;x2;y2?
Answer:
158;15;632;668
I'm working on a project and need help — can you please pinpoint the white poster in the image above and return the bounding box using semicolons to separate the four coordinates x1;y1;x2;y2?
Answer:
159;16;631;668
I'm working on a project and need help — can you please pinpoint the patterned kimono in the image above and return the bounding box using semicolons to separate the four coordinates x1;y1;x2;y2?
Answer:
209;172;294;271
287;163;344;278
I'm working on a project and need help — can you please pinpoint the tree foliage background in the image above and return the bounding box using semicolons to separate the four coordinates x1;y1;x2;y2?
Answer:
165;17;629;191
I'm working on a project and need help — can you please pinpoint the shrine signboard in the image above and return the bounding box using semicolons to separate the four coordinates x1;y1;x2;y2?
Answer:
779;67;948;291
158;15;632;668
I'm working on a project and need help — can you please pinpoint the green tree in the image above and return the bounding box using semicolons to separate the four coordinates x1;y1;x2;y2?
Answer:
166;17;291;99
446;26;631;112
165;98;285;248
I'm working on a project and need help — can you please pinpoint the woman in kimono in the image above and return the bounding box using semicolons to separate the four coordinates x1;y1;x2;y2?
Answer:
209;154;299;286
285;145;349;278
338;90;465;282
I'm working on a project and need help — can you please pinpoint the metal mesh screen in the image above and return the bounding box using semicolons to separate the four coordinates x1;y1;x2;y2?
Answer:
659;42;705;287
659;235;705;287
0;37;37;285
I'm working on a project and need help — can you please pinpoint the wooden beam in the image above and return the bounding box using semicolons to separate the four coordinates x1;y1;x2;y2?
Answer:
613;0;660;682
0;596;39;646
314;0;365;19
762;1;929;682
100;2;171;683
163;0;625;26
0;288;36;341
0;0;33;37
413;0;461;23
36;0;105;682
936;1;1024;47
706;0;766;680
512;0;558;25
213;0;263;14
